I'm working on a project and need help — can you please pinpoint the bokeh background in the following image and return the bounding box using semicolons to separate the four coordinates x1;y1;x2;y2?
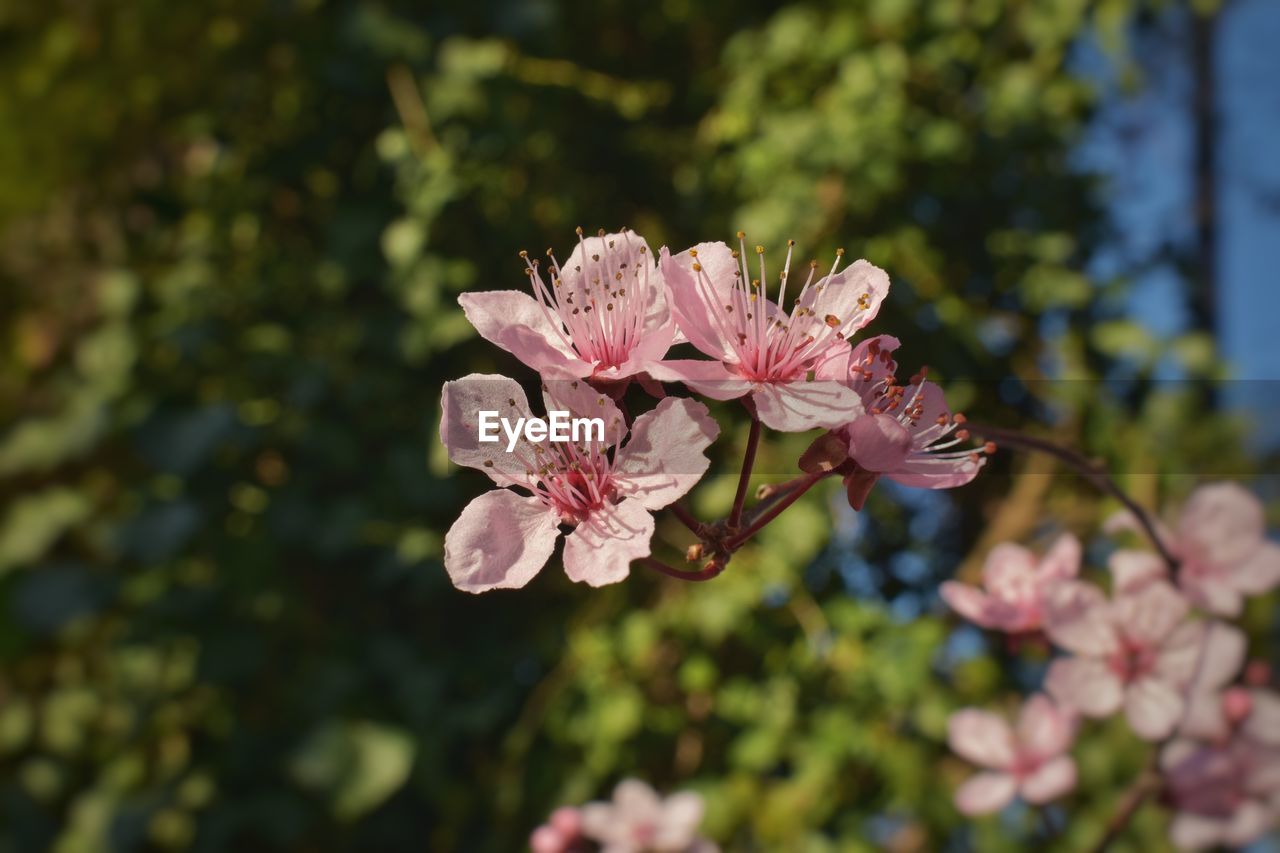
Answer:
1;0;1277;850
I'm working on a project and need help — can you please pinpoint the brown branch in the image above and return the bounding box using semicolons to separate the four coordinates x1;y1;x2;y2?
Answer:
968;423;1178;570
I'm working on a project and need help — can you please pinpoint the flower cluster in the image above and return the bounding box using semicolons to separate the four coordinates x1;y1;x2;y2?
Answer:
441;228;986;593
943;483;1280;848
530;780;718;853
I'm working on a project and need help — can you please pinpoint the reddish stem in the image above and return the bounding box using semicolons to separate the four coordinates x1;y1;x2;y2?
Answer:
639;556;726;582
726;471;830;549
729;416;762;530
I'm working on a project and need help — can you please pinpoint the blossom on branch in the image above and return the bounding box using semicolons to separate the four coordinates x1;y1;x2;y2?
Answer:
1042;579;1208;740
648;237;887;431
1109;482;1280;616
459;228;678;382
440;375;718;592
1161;731;1280;850
940;534;1081;633
947;694;1078;815
798;335;987;508
579;779;719;853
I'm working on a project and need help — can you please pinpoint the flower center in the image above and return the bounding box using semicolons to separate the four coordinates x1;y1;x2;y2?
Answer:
522;228;650;370
1107;639;1157;683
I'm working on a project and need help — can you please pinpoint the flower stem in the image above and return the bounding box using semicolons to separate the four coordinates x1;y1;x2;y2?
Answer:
726;470;830;549
669;503;706;537
729;416;762;530
1087;758;1161;853
969;422;1178;570
639;555;726;582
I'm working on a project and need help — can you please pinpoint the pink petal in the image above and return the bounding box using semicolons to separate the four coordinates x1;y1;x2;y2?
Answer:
1223;800;1275;847
529;825;568;853
1045;657;1124;717
660;243;738;360
794;259;890;337
458;291;590;378
646;359;752;401
654;792;705;849
1179;482;1266;567
1124;676;1184;740
1039;534;1082;582
1018;756;1077;804
1234;541;1280;596
1170;813;1228;851
1154;621;1210;686
443;490;559;593
948;710;1016;769
847;413;913;472
439;374;537;487
954;772;1018;816
1180;689;1230;742
939;582;994;626
613;397;720;510
1112;580;1188;647
1108;549;1167;593
1244;690;1280;747
561;499;654;587
1044;582;1120;656
753;380;864;432
1192;622;1247;692
1016;694;1076;758
982;544;1038;600
1182;568;1245;617
540;379;626;448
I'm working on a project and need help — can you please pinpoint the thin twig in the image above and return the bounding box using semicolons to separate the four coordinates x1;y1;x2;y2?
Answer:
726;471;830;549
639;556;726;583
729;417;762;530
669;503;706;537
1087;757;1162;853
969;422;1178;570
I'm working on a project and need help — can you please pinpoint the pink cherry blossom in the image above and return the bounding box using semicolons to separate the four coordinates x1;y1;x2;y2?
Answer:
440;374;718;593
947;694;1078;815
831;336;986;507
1043;579;1204;740
1109;482;1280;617
940;534;1081;633
459;228;677;382
647;238;887;432
530;807;584;853
579;779;719;853
1161;734;1280;850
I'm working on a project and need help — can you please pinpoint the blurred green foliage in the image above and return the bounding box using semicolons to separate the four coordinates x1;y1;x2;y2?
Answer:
0;0;1271;851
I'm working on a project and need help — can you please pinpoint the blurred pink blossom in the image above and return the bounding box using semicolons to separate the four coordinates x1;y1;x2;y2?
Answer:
832;336;986;508
1161;734;1280;850
648;239;887;432
1043;579;1206;740
1109;482;1280;616
940;534;1081;633
947;694;1078;815
530;807;584;853
579;779;719;853
459;229;677;382
440;375;717;592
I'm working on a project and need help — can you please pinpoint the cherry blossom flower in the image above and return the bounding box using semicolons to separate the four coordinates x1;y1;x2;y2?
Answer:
459;228;677;382
648;237;887;431
1043;579;1206;740
947;694;1078;815
1109;482;1280;617
579;779;719;853
940;534;1081;633
794;336;987;508
440;374;718;593
530;807;584;853
1161;734;1280;850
